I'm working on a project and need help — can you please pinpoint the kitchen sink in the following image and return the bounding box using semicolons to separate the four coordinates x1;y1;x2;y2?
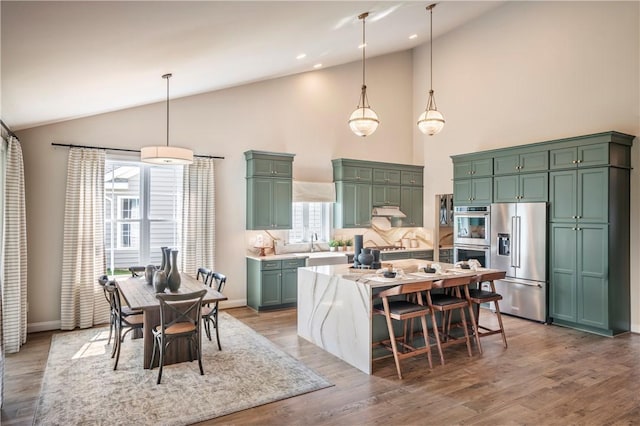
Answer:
293;251;349;266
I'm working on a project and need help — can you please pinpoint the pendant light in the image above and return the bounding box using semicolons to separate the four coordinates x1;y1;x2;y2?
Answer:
141;73;193;165
417;4;445;136
348;12;379;137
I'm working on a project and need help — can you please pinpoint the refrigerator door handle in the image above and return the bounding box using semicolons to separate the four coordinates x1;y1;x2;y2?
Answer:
510;215;517;268
500;278;544;288
516;215;521;269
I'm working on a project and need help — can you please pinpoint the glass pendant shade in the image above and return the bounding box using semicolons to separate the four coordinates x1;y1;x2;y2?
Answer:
417;4;445;136
349;106;379;137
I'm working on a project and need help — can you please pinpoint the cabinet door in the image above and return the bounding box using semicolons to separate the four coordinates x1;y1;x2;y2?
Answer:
577;168;608;223
520;151;549;172
550;223;578;322
453;180;473;205
519;172;548;202
272;179;292;229
493;154;520;175
342;166;372;182
372;185;400;206
373;169;401;185
471;177;493;204
260;270;282;306
576;224;608;329
472;158;493;177
453;161;474;179
493;175;519;202
248;177;275;229
281;268;298;304
400;186;423;227
339;182;371;228
578;144;608;168
272;160;293;177
549;170;577;222
401;171;423;186
355;183;373;227
549;147;577;170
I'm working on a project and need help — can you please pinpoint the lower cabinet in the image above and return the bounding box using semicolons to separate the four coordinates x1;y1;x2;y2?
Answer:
549;222;622;335
247;257;305;311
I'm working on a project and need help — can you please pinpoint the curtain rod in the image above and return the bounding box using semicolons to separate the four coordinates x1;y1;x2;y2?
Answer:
1;119;18;139
51;142;224;159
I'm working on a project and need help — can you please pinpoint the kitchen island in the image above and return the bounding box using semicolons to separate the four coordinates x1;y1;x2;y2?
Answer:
297;260;492;374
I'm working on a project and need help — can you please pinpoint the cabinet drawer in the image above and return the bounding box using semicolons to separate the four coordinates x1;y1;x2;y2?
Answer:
282;258;306;269
261;260;282;271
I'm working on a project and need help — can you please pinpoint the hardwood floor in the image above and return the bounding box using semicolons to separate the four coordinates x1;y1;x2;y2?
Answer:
3;307;640;425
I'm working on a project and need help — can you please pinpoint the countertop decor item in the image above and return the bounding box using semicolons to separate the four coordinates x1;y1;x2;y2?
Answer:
348;12;379;137
144;264;155;284
141;73;193;165
153;270;167;293
167;249;181;292
357;248;374;266
417;4;445;136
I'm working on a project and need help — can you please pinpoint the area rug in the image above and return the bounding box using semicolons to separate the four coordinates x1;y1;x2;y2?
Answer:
33;312;332;425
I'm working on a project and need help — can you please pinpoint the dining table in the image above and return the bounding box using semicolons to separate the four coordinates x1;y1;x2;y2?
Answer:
117;272;227;369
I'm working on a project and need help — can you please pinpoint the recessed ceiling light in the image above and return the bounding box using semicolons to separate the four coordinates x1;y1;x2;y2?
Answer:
409;34;418;40
296;53;306;60
313;63;323;69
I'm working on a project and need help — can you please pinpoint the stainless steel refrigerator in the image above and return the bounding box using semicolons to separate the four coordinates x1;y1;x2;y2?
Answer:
490;202;547;322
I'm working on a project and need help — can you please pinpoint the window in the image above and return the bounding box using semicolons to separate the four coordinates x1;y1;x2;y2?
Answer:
104;159;183;274
289;202;331;243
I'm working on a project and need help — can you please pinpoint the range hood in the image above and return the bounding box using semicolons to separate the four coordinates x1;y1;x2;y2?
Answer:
372;206;406;218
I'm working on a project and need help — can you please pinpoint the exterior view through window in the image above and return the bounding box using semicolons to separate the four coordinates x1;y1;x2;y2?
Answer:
289;202;331;244
104;159;183;275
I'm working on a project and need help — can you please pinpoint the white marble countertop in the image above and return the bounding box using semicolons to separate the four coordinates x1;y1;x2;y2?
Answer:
247;246;434;261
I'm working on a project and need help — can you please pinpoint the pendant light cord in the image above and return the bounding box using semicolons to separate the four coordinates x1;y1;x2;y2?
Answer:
163;73;172;147
429;5;433;92
362;13;366;89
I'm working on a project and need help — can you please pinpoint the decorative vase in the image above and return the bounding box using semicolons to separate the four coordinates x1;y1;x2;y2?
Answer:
167;249;181;292
163;247;172;277
144;264;155;284
159;246;168;271
357;248;374;266
371;249;381;270
153;270;168;293
353;235;364;267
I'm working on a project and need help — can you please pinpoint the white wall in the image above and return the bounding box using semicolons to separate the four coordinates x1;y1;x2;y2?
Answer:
19;50;415;329
413;1;640;331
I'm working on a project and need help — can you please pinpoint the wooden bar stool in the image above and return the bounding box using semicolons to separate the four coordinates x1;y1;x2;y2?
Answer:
468;271;508;348
372;281;434;379
426;275;482;365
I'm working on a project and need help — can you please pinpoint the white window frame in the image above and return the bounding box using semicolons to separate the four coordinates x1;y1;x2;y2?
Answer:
289;202;331;244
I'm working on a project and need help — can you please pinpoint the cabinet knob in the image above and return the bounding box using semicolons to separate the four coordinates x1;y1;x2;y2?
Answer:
577;160;583;164
577;215;581;219
577;227;582;231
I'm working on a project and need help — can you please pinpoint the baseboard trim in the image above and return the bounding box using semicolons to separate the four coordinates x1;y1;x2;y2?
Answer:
220;298;247;309
28;320;62;333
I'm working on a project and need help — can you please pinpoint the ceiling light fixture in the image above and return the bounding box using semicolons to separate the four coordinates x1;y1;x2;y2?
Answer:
141;73;193;165
417;4;445;136
348;12;379;137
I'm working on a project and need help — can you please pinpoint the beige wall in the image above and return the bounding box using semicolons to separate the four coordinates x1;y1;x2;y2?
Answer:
18;1;640;333
413;1;640;331
19;50;415;329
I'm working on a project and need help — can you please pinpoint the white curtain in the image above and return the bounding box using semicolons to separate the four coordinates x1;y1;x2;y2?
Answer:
0;136;6;407
181;157;216;275
60;148;108;330
2;136;28;354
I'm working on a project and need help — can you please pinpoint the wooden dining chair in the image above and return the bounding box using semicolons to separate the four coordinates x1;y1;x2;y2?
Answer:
151;289;207;384
200;272;227;350
372;281;434;379
98;275;141;347
103;282;144;370
425;275;482;365
468;271;508;348
196;267;213;285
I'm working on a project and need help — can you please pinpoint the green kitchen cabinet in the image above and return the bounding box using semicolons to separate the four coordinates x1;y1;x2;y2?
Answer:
453;157;493;179
245;150;295;230
333;164;373;182
493;150;548;175
493;172;548;203
549;143;609;170
401;170;423;186
246;257;305;311
549;168;608;223
334;181;372;228
453;177;492;205
400;186;424;227
246;177;292;229
373;169;401;185
372;185;401;207
550;223;610;332
410;250;433;260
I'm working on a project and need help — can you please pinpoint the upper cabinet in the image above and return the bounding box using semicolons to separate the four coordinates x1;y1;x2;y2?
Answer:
453;157;493;179
549;144;608;169
493;150;548;175
245;150;295;230
333;159;424;228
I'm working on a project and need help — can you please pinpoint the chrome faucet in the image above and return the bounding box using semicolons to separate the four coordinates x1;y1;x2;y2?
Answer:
310;233;318;252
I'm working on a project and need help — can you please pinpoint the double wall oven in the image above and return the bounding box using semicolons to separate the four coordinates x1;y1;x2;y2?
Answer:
453;205;490;267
